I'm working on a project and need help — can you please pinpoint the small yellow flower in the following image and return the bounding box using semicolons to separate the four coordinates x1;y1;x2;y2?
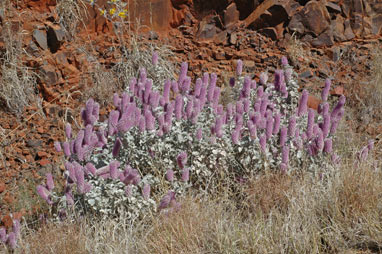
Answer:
109;8;116;15
118;10;127;18
99;8;106;16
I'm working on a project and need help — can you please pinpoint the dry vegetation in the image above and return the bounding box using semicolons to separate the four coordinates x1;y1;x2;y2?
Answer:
0;0;37;115
10;152;381;254
1;2;382;254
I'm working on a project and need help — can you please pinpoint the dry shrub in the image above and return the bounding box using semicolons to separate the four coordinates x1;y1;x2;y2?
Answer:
0;5;37;114
285;32;309;66
245;172;295;215
18;221;87;254
55;0;89;38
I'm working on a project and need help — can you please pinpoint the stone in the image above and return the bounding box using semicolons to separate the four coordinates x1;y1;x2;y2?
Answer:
259;27;278;40
288;13;305;34
32;29;48;50
214;30;228;45
40;158;50;167
331;15;346;42
325;2;342;14
300;70;313;78
27;140;42;148
344;19;355;40
47;24;66;53
301;1;330;36
372;14;382;35
311;29;334;47
230;32;237;45
196;16;219;40
39;64;59;86
331;86;344;96
224;2;240;28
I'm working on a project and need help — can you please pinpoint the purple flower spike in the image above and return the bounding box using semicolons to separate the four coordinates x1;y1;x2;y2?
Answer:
158;191;176;211
251;80;257;90
368;140;374;151
321;79;331;102
109;161;120;180
46;173;54;192
207;80;216;103
307;109;315;139
236;59;243;76
316;129;324;151
265;114;274;139
86;162;96;176
65;187;74;206
322;114;331;138
75;169;85;194
281;56;289;66
248;120;257;138
196;128;203;140
0;227;7;243
152;51;158;66
215;117;224;138
288;116;297;137
285;68;292;82
54;141;62;153
274;70;284;91
257;86;264;98
243;99;250;113
166;169;174;182
229;77;235;87
259;72;268;85
282;145;290;164
177;151;188;169
280;127;287;147
185;99;194;119
37;185;51;204
324;138;333;153
236;101;244;115
142;184;151;200
172;80;179;94
181;168;190;182
65;123;72;139
298;90;309;116
179;62;188;84
138;116;146;132
273;113;281;134
331;95;346;119
232;129;240;145
12;220;20;237
260;134;267;152
194;78;202;97
7;232;17;249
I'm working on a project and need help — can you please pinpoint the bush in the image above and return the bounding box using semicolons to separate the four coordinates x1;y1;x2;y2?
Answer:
37;55;347;226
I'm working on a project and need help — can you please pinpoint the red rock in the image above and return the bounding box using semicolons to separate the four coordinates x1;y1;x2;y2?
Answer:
301;0;331;36
39;158;50;167
1;214;13;228
331;86;344;96
0;181;5;193
37;151;48;157
307;95;321;110
224;2;240;28
344;19;355;40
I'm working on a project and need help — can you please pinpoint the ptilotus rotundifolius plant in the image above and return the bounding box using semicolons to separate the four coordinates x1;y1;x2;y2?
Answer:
0;217;20;249
39;53;348;222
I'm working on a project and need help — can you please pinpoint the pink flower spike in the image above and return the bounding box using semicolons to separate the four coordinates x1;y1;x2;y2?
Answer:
260;134;267;152
36;185;52;205
281;56;288;66
54;141;62;152
112;138;122;158
152;51;158;66
46;173;54;192
166;169;174;182
236;59;243;76
7;232;17;249
181;168;190;182
158;191;176;211
109;160;120;180
324;138;333;153
321;79;331;102
142;184;151;200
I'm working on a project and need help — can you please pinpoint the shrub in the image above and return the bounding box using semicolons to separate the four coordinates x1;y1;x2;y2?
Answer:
38;55;346;224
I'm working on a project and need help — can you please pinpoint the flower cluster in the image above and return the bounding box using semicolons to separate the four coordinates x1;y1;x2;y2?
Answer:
39;54;346;221
0;217;20;249
87;0;128;20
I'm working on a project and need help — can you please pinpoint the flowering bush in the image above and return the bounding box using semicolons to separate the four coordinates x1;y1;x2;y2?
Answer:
0;217;20;250
38;55;347;222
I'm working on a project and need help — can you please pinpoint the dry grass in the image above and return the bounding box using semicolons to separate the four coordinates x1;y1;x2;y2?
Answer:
55;0;89;38
367;45;382;117
6;151;381;254
285;33;310;66
0;2;37;115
